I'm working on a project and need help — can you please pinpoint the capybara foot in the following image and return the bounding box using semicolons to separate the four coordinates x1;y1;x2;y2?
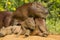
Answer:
42;32;49;37
24;30;30;37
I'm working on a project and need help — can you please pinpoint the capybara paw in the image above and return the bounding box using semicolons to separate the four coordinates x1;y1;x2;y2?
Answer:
42;33;49;37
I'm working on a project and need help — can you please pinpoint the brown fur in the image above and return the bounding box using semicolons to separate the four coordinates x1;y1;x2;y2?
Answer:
12;26;22;35
20;17;35;36
0;26;22;37
13;2;48;21
0;26;12;37
0;11;12;29
12;2;49;37
31;18;48;37
10;18;35;37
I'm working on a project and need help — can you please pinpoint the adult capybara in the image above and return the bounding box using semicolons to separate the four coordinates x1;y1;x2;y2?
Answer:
12;2;49;37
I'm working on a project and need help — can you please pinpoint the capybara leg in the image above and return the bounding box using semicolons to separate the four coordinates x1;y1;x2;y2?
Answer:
24;29;30;37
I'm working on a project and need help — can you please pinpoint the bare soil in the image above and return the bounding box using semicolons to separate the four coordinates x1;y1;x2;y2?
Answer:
0;34;60;40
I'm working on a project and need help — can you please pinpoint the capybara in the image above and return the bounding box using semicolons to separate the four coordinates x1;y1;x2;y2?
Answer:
12;2;49;37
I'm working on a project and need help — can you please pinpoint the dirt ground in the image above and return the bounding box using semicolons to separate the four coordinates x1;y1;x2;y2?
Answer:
0;34;60;40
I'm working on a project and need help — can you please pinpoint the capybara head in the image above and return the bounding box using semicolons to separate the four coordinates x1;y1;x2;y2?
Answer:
13;2;49;21
25;17;35;30
29;2;49;18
